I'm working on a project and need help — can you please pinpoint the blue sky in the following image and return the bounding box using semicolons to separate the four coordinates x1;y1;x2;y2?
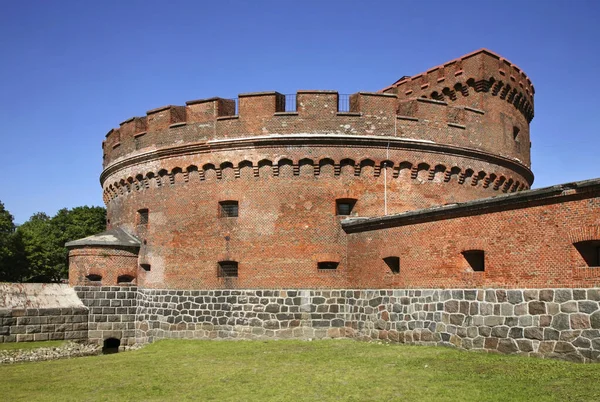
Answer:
0;0;598;224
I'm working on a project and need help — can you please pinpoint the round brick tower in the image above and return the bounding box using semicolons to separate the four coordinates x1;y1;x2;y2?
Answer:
69;49;534;289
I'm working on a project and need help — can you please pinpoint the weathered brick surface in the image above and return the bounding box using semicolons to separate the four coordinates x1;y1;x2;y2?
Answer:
345;186;600;289
134;288;600;362
87;49;538;289
101;145;529;289
69;247;138;287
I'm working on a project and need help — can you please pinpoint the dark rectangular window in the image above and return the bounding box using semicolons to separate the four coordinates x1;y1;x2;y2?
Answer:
318;261;339;270
138;208;149;225
463;250;485;272
140;264;151;271
219;201;239;218
85;274;102;282
336;199;356;216
574;241;600;267
383;256;400;274
117;275;135;284
218;261;238;277
513;126;520;141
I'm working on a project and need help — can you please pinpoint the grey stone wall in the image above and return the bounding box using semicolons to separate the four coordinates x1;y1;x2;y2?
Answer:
136;288;600;362
74;286;138;347
0;283;89;343
0;307;88;343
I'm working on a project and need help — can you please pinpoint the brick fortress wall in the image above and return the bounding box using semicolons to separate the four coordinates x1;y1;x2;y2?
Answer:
344;181;600;289
92;49;535;289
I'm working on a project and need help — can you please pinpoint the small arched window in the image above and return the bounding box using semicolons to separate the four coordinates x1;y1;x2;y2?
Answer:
513;126;520;141
138;208;149;225
462;250;485;272
85;274;102;282
219;201;239;218
117;275;135;284
336;199;357;216
218;261;238;277
383;256;400;274
318;261;339;270
574;241;600;267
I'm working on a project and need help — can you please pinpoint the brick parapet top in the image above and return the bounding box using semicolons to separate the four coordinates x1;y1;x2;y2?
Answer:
381;48;534;95
342;178;600;233
101;49;534;173
380;49;535;124
102;91;524;168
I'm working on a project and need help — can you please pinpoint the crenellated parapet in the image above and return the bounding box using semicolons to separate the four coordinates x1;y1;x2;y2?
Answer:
381;49;534;122
102;87;533;175
102;91;400;168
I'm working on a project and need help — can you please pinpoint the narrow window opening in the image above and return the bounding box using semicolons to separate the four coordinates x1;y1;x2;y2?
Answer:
218;261;238;277
117;275;135;284
574;241;600;267
462;250;485;272
138;208;149;225
219;201;239;218
513;126;520;141
336;199;357;216
318;261;339;270
102;338;120;354
140;264;151;272
85;274;102;282
383;256;400;274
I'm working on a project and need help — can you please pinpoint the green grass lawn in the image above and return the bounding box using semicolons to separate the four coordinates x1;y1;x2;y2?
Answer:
0;340;66;351
1;339;599;401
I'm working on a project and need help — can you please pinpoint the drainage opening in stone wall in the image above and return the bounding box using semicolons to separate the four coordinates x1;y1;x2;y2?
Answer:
117;274;135;284
102;338;120;354
218;261;238;277
462;250;485;272
140;263;151;271
85;274;102;283
219;201;239;218
336;199;357;216
138;208;149;225
383;256;400;274
574;241;600;267
318;261;339;270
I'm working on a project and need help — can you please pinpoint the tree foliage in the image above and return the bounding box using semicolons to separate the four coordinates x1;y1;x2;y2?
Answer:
0;203;106;283
0;201;25;282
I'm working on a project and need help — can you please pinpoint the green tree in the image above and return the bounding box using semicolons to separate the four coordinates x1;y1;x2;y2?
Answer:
0;202;23;282
18;206;106;282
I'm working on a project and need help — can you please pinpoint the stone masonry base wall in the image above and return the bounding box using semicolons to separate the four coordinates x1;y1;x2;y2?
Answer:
135;288;600;362
0;307;88;343
75;286;138;347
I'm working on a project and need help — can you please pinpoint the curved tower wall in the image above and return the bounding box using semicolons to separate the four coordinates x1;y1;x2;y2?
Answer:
91;49;534;289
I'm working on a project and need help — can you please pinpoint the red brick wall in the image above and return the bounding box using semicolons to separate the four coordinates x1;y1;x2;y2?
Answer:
386;49;533;166
346;190;600;289
97;141;532;289
84;49;543;290
69;247;138;287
